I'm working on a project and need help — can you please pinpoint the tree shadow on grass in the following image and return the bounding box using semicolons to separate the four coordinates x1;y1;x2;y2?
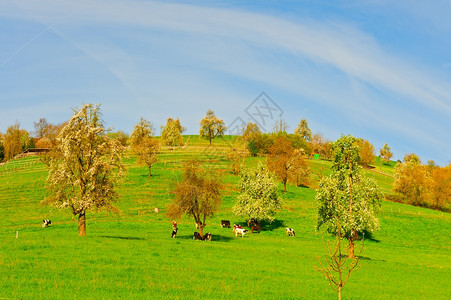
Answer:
99;235;146;241
260;219;285;231
175;234;233;243
360;230;381;243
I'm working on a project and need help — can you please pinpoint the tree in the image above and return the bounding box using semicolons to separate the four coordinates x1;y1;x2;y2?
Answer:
129;117;160;177
273;118;289;134
34;118;49;139
393;154;433;207
379;143;393;165
430;164;451;210
315;222;362;300
316;135;383;258
3;122;22;161
161;117;185;146
242;122;261;142
310;133;332;160
358;139;375;167
233;163;281;225
294;119;312;141
0;133;4;162
267;136;310;192
43;104;126;236
226;139;247;175
166;160;222;238
199;109;226;145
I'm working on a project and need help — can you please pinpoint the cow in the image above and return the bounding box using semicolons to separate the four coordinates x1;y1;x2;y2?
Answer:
221;220;231;228
233;225;247;238
193;232;203;240
203;232;212;241
171;228;178;238
42;219;51;228
251;222;261;234
286;227;295;237
232;224;242;234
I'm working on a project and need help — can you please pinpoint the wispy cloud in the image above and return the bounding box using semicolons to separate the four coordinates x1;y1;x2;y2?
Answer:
0;0;449;164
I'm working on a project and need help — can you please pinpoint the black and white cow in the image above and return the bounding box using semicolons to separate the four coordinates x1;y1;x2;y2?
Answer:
171;227;178;238
203;232;212;241
193;232;203;240
220;220;231;228
42;219;51;228
286;227;295;237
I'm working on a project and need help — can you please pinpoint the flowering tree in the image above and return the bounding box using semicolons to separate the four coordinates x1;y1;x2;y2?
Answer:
161;117;185;146
43;104;126;236
316;135;383;258
233;163;281;225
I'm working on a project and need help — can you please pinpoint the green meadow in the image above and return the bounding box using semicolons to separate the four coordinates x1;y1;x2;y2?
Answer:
0;137;450;299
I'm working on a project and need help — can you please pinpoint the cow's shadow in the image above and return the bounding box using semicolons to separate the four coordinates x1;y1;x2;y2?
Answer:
99;235;146;240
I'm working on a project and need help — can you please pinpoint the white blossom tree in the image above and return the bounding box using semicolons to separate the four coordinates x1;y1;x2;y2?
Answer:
233;163;281;225
43;104;126;236
316;135;383;258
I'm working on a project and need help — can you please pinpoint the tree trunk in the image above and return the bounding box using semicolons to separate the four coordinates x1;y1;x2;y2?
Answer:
338;285;342;300
348;236;355;258
199;226;204;238
148;165;152;178
209;139;212;146
78;212;86;236
283;179;287;193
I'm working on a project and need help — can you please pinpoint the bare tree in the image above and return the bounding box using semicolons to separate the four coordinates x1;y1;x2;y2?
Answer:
315;223;363;300
43;104;126;236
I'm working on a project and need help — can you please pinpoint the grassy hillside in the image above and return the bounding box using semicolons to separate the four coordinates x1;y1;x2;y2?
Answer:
0;139;450;299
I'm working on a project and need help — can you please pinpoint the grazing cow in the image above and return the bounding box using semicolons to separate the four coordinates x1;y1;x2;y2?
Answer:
233;225;247;238
286;228;295;237
221;220;231;228
232;224;242;234
42;219;51;228
171;228;178;238
193;232;203;240
251;222;261;234
203;233;212;241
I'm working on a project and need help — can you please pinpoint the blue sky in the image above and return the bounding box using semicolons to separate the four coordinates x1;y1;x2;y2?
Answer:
1;0;450;165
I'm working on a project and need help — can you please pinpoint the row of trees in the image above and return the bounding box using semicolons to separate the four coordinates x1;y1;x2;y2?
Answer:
393;154;451;210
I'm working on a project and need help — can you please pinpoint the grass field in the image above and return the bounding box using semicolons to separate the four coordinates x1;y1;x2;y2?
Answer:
0;137;450;299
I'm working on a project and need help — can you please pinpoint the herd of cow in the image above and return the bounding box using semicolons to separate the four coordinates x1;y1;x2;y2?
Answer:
170;220;296;241
42;219;296;241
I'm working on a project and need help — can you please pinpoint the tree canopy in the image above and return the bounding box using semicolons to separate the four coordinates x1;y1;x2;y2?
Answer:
199;109;226;145
294;119;312;142
129;117;160;177
233;163;281;224
166;160;222;237
43;104;126;236
316;134;383;258
161;117;185;146
267;136;310;192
